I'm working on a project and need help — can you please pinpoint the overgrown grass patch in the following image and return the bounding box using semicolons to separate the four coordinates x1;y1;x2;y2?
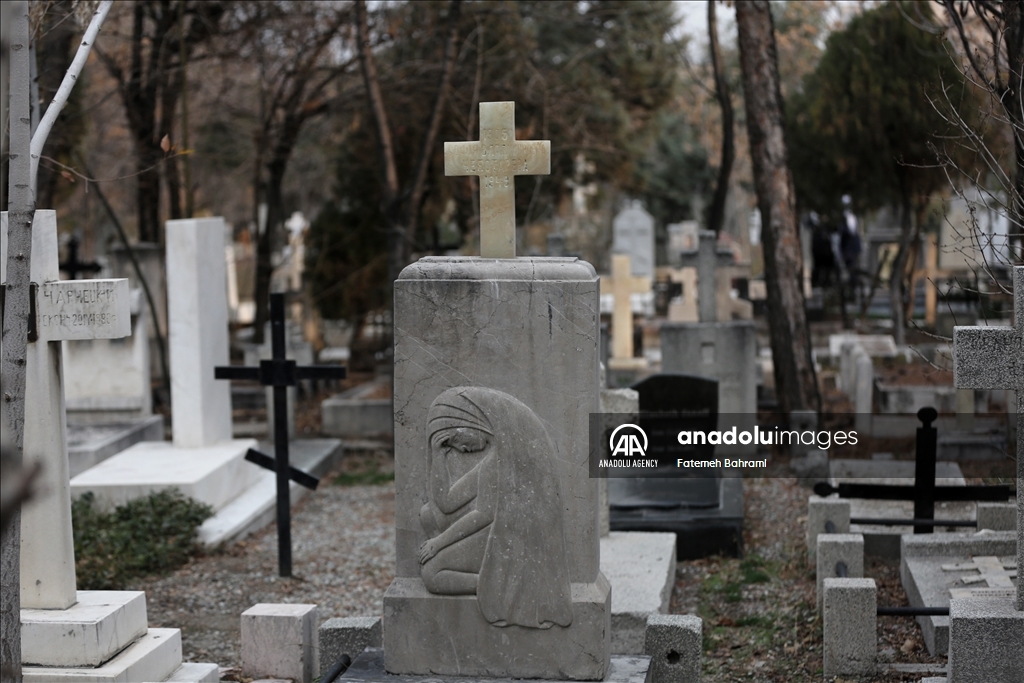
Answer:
73;489;212;590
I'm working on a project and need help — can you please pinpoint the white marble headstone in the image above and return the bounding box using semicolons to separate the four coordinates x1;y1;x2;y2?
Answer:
613;201;655;278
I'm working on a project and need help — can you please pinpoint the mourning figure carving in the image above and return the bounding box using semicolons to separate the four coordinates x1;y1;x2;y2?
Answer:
418;386;573;629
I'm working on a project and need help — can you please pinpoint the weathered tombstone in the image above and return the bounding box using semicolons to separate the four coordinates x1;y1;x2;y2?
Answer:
677;230;733;323
941;265;1024;682
952;265;1022;609
612;201;654;278
608;374;744;559
2;211;216;682
71;218;264;545
379;102;610;679
1;210;129;609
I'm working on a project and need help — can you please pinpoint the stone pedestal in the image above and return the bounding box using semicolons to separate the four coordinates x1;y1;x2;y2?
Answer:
948;597;1024;683
386;257;609;680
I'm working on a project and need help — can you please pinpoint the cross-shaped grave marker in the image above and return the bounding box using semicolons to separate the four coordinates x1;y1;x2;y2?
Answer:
953;265;1023;610
814;407;1012;533
444;101;550;258
601;253;651;369
214;292;346;577
1;210;131;609
678;229;735;323
59;235;102;280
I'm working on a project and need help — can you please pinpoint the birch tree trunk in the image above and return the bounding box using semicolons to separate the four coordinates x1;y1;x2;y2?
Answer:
735;1;820;415
2;4;33;680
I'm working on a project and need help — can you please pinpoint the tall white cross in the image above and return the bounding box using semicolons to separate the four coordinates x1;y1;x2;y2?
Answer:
952;265;1023;610
1;210;131;609
444;102;550;258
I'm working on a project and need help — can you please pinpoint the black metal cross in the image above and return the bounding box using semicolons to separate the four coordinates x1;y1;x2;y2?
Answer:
214;292;346;577
59;236;102;280
814;408;1013;533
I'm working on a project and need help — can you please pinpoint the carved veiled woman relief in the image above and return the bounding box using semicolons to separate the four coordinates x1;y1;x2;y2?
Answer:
418;386;573;630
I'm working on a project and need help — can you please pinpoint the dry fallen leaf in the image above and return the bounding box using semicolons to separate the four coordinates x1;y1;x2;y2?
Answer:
901;637;915;654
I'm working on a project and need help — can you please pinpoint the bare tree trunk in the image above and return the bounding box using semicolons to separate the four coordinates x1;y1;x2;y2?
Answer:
355;0;401;285
707;0;734;235
736;1;820;415
2;6;32;680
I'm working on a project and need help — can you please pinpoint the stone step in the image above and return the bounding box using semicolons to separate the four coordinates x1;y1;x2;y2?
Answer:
153;662;220;682
23;628;182;683
70;439;260;511
21;590;148;667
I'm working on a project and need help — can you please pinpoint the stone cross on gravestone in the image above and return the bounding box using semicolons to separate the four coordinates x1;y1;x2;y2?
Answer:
444;101;550;258
1;210;131;610
952;265;1023;611
678;229;734;323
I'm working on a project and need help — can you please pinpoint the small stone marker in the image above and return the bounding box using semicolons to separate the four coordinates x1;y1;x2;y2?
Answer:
1;210;130;610
952;265;1023;610
444;101;550;258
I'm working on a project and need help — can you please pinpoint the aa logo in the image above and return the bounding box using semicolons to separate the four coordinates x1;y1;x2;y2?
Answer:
609;423;648;458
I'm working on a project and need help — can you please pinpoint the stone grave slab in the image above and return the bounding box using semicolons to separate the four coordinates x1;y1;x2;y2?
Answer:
322;377;393;438
829;458;974;559
828;333;898;359
65;416;163;477
340;649;651;683
900;531;1017;656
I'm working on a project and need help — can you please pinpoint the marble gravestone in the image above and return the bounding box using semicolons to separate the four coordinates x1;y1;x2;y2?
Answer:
381;102;610;680
612;202;654;279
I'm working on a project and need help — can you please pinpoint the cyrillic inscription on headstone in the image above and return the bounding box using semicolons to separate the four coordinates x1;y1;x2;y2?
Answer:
37;279;131;341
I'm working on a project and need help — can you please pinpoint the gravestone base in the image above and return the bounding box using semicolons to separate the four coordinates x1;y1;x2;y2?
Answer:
22;627;217;683
899;531;1017;655
21;591;147;667
609;477;744;560
383;577;611;680
348;648;649;683
600;532;677;654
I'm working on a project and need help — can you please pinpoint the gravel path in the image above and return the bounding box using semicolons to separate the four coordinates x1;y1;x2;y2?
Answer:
131;480;395;667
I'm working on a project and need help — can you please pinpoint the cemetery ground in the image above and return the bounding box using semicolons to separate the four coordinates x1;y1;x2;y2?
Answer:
99;390;954;683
